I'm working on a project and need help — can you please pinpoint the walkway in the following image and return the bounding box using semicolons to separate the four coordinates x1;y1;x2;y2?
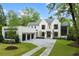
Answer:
22;46;42;56
22;39;56;56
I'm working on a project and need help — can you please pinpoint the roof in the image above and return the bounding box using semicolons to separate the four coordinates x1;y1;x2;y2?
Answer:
27;20;41;26
27;19;58;26
45;19;54;25
61;22;69;26
27;22;38;26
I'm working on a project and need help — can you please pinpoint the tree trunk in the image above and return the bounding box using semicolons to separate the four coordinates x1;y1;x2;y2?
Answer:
69;3;79;44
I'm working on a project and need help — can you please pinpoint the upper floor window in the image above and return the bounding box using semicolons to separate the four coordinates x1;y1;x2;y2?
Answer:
42;25;45;29
54;24;58;29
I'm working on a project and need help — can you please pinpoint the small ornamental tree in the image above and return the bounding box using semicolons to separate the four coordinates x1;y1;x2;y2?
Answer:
5;26;19;43
0;25;4;43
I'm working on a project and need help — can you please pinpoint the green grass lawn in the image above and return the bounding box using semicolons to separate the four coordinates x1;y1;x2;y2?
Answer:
49;39;79;56
0;43;37;56
31;47;46;56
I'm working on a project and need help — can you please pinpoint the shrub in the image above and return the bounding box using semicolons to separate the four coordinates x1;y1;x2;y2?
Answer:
3;39;15;44
15;35;20;43
0;35;4;43
5;45;18;50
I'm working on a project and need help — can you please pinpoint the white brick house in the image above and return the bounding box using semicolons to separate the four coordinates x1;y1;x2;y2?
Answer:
2;19;69;42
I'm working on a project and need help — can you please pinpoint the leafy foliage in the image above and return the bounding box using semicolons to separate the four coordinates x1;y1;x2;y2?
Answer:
47;3;79;44
7;10;21;26
0;25;4;42
0;4;6;26
21;8;40;26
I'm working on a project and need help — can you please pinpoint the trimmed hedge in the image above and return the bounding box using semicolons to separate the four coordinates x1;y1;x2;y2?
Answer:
3;39;15;44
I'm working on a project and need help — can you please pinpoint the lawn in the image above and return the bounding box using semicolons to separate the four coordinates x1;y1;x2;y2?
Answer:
31;47;46;56
49;39;79;56
0;43;37;56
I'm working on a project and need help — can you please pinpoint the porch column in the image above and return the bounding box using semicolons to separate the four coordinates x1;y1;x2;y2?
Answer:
34;33;36;39
26;34;27;40
19;34;22;42
51;31;53;39
45;32;47;39
30;34;31;40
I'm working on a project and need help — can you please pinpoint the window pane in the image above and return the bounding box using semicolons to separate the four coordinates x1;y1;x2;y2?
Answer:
54;32;58;37
61;26;67;36
42;25;45;29
54;24;58;29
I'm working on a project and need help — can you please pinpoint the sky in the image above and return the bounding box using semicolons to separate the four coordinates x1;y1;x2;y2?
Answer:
1;3;55;19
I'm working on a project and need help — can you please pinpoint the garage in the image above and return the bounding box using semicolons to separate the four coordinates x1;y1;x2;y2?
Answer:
27;33;35;40
27;34;30;40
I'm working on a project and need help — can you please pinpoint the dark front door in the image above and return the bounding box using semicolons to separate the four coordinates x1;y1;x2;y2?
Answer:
47;31;51;38
27;34;30;40
22;34;26;41
31;34;34;39
54;32;58;38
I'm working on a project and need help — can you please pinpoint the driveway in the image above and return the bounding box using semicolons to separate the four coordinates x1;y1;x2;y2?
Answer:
22;39;56;56
23;39;56;48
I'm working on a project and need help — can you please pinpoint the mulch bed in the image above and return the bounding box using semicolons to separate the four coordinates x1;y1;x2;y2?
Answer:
68;42;79;48
68;42;79;56
5;45;18;50
73;52;79;56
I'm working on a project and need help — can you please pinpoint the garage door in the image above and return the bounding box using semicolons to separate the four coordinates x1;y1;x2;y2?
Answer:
31;34;34;39
27;33;34;40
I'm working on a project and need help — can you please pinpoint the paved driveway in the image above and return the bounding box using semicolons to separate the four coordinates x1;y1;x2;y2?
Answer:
23;39;56;48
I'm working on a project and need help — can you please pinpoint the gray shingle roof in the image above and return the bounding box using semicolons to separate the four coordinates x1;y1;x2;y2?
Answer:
61;22;69;26
27;20;41;26
45;19;54;25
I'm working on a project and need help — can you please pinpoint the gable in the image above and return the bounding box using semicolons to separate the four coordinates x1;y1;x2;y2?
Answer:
51;19;60;25
39;19;48;25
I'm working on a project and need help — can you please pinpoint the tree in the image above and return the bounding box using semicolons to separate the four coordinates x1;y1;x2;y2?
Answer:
47;3;79;45
0;4;6;26
7;10;21;26
21;8;40;26
0;4;6;42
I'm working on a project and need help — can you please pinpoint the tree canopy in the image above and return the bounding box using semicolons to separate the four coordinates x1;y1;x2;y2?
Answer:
47;3;79;44
7;10;21;26
0;4;6;26
20;8;40;26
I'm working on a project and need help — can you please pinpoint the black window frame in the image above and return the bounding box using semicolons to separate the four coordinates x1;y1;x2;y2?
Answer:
61;26;67;36
42;25;45;29
54;32;58;37
54;24;58;29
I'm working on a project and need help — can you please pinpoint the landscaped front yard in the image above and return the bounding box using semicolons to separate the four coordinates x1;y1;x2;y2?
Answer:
31;47;46;56
49;39;79;56
0;43;37;56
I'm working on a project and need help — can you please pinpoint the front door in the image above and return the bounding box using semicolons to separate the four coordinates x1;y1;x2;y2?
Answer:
54;32;58;38
47;31;51;38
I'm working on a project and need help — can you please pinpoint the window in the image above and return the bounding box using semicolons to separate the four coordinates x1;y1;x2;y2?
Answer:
61;26;67;36
42;25;45;29
54;24;58;29
54;32;58;37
